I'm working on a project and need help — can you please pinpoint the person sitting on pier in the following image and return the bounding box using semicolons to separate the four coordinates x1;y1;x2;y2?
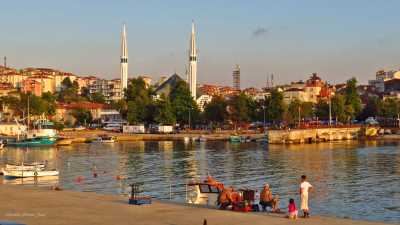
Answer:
218;187;233;210
259;184;279;212
205;175;224;191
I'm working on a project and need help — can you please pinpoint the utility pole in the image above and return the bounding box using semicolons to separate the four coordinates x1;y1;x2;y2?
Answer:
3;56;6;68
188;106;191;130
329;96;332;127
298;106;301;128
263;106;266;129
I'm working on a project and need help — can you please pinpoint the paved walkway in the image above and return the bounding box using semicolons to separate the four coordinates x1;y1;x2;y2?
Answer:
0;185;388;225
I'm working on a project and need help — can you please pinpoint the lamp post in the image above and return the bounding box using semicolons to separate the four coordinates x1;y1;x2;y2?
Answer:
328;95;332;127
262;105;266;129
188;105;191;130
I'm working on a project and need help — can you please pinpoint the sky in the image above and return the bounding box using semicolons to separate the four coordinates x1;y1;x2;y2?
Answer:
1;0;400;88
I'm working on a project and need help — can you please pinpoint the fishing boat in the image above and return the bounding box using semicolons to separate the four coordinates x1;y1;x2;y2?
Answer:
92;135;116;143
5;163;45;171
2;168;59;179
6;136;57;147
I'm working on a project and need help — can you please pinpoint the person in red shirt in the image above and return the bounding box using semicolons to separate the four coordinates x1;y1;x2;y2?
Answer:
288;198;298;219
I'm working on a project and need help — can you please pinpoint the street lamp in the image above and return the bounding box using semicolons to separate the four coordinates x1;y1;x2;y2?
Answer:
262;105;266;129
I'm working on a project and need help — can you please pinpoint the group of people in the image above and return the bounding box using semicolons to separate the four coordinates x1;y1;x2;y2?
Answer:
287;175;313;219
217;175;313;219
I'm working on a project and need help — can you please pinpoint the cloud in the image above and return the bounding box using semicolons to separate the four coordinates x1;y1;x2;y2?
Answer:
252;27;269;38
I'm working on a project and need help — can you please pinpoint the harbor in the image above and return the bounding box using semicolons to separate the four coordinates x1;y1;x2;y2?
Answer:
0;140;399;223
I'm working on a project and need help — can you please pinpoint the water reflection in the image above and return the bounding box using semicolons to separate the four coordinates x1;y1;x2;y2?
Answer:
0;140;399;222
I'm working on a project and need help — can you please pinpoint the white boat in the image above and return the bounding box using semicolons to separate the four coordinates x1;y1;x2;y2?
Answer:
5;163;45;171
186;181;221;206
2;175;59;186
2;168;59;178
93;135;116;143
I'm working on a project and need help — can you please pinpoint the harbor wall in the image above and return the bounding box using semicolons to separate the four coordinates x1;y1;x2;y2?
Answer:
268;127;363;144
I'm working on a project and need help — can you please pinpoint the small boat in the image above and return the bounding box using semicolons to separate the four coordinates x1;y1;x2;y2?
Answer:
2;168;59;179
56;138;73;146
6;136;57;147
5;163;45;171
197;135;207;142
229;135;241;143
93;135;117;143
186;177;223;206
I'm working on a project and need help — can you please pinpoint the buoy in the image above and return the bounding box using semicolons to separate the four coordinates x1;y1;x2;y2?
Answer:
74;176;85;183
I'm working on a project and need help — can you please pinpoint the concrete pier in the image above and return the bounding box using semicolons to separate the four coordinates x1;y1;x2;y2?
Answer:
268;127;362;144
0;185;388;225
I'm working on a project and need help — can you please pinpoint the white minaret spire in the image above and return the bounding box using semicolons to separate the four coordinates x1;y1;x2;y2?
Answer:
188;21;197;99
120;23;128;95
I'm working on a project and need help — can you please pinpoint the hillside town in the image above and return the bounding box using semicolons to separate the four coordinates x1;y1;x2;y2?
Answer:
1;62;400;134
0;22;400;136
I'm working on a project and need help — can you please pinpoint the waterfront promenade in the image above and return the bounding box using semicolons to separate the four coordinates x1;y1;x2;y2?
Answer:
0;185;389;225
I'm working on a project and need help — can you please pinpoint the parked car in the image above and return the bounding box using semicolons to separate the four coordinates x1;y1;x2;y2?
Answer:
365;117;379;125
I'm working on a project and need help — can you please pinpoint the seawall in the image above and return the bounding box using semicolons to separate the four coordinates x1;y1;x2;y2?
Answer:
268;127;363;144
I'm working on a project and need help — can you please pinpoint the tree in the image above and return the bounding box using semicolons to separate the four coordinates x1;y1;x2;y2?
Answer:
58;77;81;103
331;94;346;123
20;93;55;116
286;100;314;125
154;95;176;125
359;96;381;120
229;92;252;126
344;78;362;119
170;80;199;127
61;77;73;90
380;98;400;118
203;96;228;125
265;90;286;124
90;92;106;104
71;108;92;125
315;100;330;120
125;78;152;124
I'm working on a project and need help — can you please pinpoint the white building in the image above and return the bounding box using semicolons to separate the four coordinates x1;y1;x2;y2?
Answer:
196;94;212;111
89;79;122;103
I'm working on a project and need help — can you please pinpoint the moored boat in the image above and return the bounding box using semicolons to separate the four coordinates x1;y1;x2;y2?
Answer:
92;135;117;143
229;135;241;143
6;136;57;147
2;168;59;179
56;138;73;146
5;163;45;171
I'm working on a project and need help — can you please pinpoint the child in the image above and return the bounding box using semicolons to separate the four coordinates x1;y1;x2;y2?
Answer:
288;198;298;220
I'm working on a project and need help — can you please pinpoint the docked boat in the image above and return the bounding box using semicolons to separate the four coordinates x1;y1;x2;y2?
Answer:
6;136;57;147
93;135;117;143
196;135;207;142
229;135;242;143
56;137;73;146
186;178;222;206
5;163;45;171
2;168;59;179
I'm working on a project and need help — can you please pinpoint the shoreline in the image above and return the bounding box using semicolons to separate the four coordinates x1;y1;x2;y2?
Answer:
0;184;390;225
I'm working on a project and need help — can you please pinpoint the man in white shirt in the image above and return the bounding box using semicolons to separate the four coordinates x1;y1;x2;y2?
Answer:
299;175;313;218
